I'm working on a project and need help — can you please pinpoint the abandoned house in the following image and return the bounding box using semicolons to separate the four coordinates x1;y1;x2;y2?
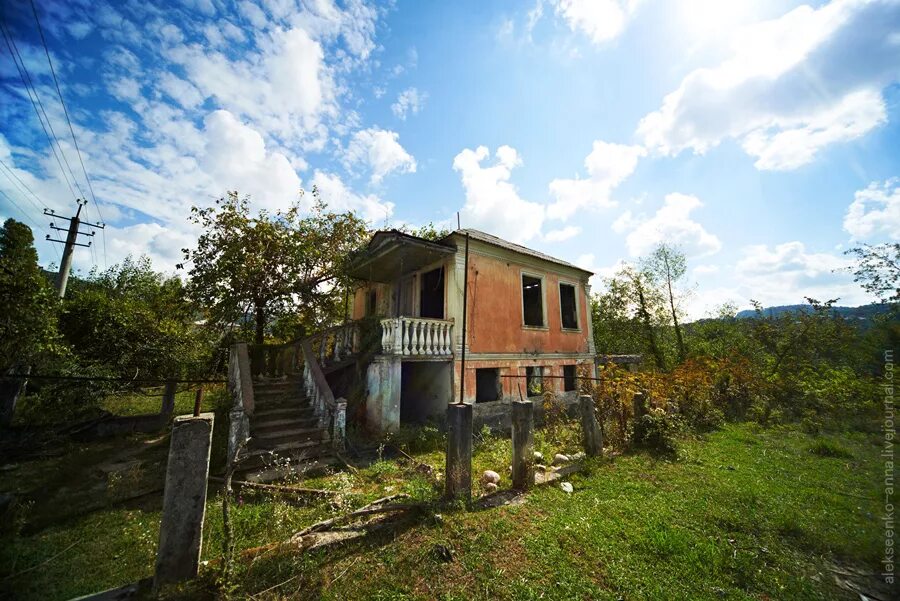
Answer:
347;228;597;433
231;228;597;481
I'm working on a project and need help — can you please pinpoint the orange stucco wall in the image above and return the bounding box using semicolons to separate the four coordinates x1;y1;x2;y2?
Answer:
465;252;590;355
453;357;592;403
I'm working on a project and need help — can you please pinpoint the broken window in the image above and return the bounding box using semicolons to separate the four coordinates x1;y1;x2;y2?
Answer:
522;274;544;327
525;366;544;396
420;267;444;318
366;289;377;316
475;368;501;403
563;364;577;392
559;283;578;329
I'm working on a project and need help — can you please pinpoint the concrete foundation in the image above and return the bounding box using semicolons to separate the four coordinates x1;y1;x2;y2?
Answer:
154;413;214;589
366;356;401;434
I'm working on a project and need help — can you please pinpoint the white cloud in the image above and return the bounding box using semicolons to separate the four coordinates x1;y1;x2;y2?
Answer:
344;128;417;184
637;0;900;170
391;87;427;120
201;110;302;213
157;73;205;109
544;225;581;242
615;192;721;258
453;145;545;243
693;264;719;275
552;0;641;44
547;141;645;220
734;241;866;305
309;170;394;224
844;179;900;240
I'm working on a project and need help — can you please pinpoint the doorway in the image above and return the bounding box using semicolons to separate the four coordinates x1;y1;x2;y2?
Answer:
419;267;444;318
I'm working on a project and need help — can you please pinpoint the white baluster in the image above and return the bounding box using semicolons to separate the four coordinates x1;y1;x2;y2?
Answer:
399;319;407;355
444;323;451;355
381;320;390;352
425;322;434;355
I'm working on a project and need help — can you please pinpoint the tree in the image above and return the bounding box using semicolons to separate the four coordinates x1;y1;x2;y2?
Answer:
182;190;369;344
0;219;60;372
643;244;689;363
59;255;215;379
845;243;900;304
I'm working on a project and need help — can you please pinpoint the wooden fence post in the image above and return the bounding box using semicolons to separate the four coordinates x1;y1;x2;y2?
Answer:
445;403;473;502
511;400;534;490
579;394;603;457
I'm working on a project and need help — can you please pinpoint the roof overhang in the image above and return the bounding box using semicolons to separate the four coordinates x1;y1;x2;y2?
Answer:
348;230;455;283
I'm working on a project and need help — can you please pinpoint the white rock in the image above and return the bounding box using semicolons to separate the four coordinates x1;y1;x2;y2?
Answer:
553;453;570;466
571;452;586;461
534;464;547;472
481;470;500;484
533;451;544;462
560;481;574;494
484;482;499;493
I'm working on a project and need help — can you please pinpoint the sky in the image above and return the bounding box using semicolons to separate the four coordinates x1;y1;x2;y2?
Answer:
1;0;899;318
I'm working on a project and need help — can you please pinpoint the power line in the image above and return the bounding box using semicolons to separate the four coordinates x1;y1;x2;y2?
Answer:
0;157;47;211
0;16;83;201
28;0;107;268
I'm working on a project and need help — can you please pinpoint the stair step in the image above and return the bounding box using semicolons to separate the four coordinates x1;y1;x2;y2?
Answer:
239;455;340;483
252;425;325;445
246;435;330;456
252;415;319;432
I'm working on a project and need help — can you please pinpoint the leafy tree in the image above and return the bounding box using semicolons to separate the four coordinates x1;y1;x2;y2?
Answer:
845;242;900;304
397;222;451;241
0;219;61;372
182;190;369;344
59;255;215;379
643;244;689;363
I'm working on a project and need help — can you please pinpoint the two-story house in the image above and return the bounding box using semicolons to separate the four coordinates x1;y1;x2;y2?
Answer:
348;228;596;433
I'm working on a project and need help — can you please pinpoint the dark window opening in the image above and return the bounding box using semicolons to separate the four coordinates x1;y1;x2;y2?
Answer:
560;283;578;329
475;368;501;403
563;365;577;392
522;275;543;327
420;267;444;318
366;289;377;316
526;366;544;396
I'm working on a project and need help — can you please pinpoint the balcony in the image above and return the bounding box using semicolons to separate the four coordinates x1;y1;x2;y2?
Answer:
380;316;454;358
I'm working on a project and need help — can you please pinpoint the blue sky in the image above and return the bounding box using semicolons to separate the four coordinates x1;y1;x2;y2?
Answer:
1;0;899;317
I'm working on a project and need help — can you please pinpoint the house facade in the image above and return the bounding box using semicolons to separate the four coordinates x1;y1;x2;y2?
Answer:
348;228;596;433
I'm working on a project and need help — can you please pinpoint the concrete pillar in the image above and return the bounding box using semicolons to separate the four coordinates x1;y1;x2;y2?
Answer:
365;356;401;434
579;394;603;457
161;379;177;415
445;403;472;502
511;400;534;490
0;365;29;428
633;391;647;420
154;413;214;590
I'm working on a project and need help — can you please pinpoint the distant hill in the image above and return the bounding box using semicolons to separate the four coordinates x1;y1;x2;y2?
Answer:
734;303;893;321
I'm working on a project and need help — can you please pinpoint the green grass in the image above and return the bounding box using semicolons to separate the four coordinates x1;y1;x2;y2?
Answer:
0;423;884;600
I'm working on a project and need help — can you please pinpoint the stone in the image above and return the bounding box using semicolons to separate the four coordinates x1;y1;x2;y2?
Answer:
553;453;570;466
560;481;574;494
533;451;544;462
534;464;547;472
481;470;500;484
154;413;214;590
571;451;586;461
484;482;499;493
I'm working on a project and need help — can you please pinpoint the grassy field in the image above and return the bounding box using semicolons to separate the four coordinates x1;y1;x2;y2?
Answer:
0;422;885;600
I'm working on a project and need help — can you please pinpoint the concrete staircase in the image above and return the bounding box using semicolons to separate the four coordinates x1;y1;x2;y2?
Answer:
237;376;338;483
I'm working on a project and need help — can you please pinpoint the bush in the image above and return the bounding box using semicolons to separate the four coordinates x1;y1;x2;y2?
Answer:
632;408;681;456
808;438;854;459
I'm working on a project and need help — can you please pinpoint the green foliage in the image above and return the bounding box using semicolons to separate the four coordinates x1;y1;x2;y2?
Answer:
59;256;214;379
844;242;900;304
631;408;681;456
396;222;451;241
0;219;62;371
807;438;854;459
182;189;369;344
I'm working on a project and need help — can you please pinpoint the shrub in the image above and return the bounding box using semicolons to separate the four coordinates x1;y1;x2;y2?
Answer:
632;408;681;456
808;439;854;459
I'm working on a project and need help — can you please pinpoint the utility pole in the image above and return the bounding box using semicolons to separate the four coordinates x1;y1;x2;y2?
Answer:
44;199;104;298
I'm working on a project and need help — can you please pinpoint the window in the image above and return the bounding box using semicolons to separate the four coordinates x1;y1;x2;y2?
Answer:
366;289;377;316
522;274;544;327
525;366;544;396
475;368;501;403
563;365;577;392
559;283;578;329
420;267;444;318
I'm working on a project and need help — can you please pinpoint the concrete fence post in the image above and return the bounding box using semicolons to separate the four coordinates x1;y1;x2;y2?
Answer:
153;413;214;591
161;379;177;415
632;391;647;421
579;394;603;457
511;400;534;490
445;403;473;502
0;365;29;428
